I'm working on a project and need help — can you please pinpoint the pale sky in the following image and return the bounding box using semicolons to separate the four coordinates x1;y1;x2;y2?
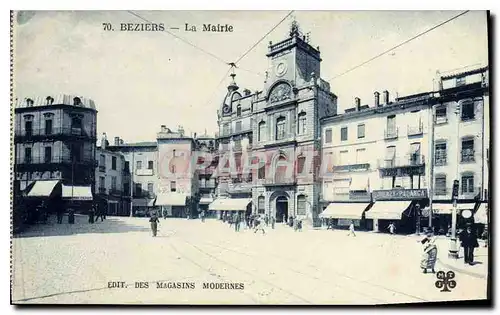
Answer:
14;10;488;143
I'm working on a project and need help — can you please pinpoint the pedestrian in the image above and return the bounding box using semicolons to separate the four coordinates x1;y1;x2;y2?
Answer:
253;216;266;235
388;222;396;235
293;217;298;231
289;216;294;228
56;208;63;224
297;219;303;232
482;228;488;248
282;214;286;224
163;207;167;220
234;213;241;232
201;210;206;223
459;224;479;265
271;215;275;229
420;233;438;273
99;206;105;222
149;212;160;237
68;208;75;224
347;221;356;237
88;206;95;224
264;215;269;226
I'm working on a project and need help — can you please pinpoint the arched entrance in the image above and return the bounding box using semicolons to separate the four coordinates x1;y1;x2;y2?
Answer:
276;196;288;223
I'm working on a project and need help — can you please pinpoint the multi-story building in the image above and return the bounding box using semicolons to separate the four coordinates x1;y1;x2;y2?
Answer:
321;91;433;233
107;137;158;216
14;94;97;213
194;132;218;216
211;22;337;226
95;134;131;216
431;66;489;230
155;125;198;217
319;65;490;233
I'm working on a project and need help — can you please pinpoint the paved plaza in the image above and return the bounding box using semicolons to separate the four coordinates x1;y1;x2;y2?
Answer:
12;216;488;305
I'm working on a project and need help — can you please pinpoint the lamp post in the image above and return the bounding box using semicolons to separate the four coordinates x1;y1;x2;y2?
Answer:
449;102;461;259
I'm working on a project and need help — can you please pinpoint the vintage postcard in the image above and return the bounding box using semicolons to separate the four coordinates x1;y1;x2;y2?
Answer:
11;10;490;305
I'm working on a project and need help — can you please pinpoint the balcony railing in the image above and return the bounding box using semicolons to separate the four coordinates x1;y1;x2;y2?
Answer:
136;168;154;176
16;155;95;165
461;149;475;163
379;154;425;168
262;176;296;186
433;186;483;199
435;156;447;166
407;123;424;136
98;187;106;194
15;127;96;140
98;165;106;172
332;163;370;172
384;128;399;140
109;189;122;196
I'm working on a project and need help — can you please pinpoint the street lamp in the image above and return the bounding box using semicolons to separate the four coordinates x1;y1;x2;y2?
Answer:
449;101;461;259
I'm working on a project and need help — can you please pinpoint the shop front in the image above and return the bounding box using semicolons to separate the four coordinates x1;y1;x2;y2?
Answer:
432;202;477;235
62;184;94;213
319;202;371;230
366;189;428;234
209;198;252;220
154;192;187;218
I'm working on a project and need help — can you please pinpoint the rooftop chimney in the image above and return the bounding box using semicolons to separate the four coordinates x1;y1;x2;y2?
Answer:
383;90;390;105
355;97;361;111
161;125;167;133
114;136;120;146
101;133;107;150
374;91;380;107
119;139;124;145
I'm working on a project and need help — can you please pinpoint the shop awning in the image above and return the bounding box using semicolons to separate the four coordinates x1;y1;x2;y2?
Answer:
474;203;488;224
155;193;186;206
433;203;476;215
209;198;251;211
365;201;412;220
199;197;213;205
350;176;368;191
147;198;156;207
319;202;370;219
27;180;60;197
62;185;93;200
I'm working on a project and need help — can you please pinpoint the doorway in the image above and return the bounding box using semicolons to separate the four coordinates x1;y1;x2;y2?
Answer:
276;196;288;223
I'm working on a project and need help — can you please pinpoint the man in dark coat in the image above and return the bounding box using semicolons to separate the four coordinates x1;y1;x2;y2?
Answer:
459;224;479;265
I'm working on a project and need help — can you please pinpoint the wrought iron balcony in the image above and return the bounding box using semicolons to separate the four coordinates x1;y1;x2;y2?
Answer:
384;128;399;140
15;127;97;141
379;154;425;169
433;186;483;199
332;163;370;172
407;123;424;136
16;155;95;166
98;165;106;172
435;156;447;166
461;149;475;163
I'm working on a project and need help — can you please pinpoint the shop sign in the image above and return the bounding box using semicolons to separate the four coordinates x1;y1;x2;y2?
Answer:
372;189;427;200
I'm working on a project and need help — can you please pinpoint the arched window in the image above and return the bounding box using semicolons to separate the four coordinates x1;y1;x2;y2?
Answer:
274;155;288;183
236;104;242;117
297;112;306;135
258;196;265;214
297;195;306;216
276;117;286;140
297;154;306;175
258;121;266;142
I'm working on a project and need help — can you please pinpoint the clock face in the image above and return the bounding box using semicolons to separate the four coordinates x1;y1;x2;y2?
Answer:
275;62;287;77
223;105;231;114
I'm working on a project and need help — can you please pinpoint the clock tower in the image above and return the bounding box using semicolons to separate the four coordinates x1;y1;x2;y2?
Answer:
265;20;321;90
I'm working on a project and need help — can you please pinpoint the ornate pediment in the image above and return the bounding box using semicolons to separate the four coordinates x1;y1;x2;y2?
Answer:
268;83;292;103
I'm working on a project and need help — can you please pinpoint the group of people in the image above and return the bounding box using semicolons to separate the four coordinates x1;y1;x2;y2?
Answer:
88;205;107;224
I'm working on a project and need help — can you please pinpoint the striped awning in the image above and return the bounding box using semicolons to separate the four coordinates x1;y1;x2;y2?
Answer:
27;180;60;197
365;201;412;220
209;198;251;211
319;203;370;219
62;185;93;200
